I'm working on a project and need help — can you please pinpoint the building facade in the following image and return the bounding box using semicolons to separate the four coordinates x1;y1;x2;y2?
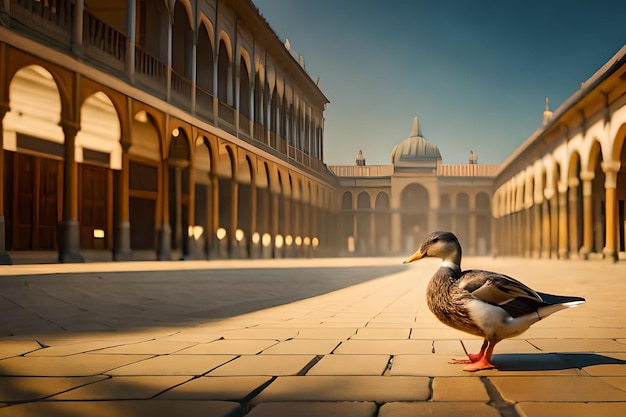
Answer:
0;0;337;263
493;46;626;262
330;117;498;257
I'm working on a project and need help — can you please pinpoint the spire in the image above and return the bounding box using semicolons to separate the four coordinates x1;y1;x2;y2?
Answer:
356;149;366;166
410;116;421;137
542;97;553;127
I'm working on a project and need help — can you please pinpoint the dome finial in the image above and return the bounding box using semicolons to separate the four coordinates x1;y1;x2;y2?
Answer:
410;116;422;137
542;97;553;127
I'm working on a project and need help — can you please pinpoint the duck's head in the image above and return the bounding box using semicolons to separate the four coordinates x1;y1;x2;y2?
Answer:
403;231;462;266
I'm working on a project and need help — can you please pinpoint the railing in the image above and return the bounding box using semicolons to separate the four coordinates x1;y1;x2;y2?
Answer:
170;68;192;111
196;86;214;123
11;0;72;44
83;11;126;71
135;45;167;92
239;113;251;137
218;100;236;135
253;122;266;143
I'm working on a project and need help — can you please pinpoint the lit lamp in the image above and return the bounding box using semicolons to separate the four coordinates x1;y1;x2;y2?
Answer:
284;234;294;258
274;234;284;258
262;233;273;259
217;227;228;259
250;232;261;259
235;228;247;259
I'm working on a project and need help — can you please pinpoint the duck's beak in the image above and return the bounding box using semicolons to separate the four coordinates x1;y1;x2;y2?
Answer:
403;249;424;264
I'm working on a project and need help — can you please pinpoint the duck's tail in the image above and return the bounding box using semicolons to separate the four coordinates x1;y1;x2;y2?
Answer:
536;293;585;320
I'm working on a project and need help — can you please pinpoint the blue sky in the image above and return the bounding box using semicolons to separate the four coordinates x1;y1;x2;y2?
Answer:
252;0;626;166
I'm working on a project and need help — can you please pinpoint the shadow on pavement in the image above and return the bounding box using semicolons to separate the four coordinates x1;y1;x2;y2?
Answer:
493;352;626;371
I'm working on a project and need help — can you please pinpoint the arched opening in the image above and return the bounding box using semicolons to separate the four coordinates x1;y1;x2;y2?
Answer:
356;191;370;254
239;56;251;134
400;184;429;253
4;65;64;251
196;22;214;121
375;192;390;255
476;192;491;255
456;192;470;248
168;128;191;257
590;142;606;255
77;92;121;251
439;194;452;231
193;137;212;257
217;39;230;105
128;111;161;251
567;151;583;256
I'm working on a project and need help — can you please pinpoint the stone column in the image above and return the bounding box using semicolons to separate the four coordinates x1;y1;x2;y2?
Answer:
579;171;594;259
229;180;239;256
568;178;580;258
532;203;541;258
72;0;84;55
550;191;559;259
541;188;553;258
126;0;136;81
208;173;219;258
557;183;568;259
185;162;195;259
390;211;401;253
602;160;620;261
113;142;132;261
58;121;84;263
156;161;171;260
0;101;11;264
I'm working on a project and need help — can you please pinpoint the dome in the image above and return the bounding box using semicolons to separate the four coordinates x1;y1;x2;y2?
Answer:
391;117;441;164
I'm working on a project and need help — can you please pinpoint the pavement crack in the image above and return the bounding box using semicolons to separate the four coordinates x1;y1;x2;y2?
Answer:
480;376;520;417
297;355;323;376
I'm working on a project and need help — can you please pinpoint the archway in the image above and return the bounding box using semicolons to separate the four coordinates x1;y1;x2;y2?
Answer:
400;184;429;253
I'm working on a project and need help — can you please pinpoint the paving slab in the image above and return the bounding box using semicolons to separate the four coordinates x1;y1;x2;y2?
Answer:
293;327;357;339
159;376;272;400
516;401;626;417
306;354;390;375
176;339;278;355
0;340;42;359
0;354;152;376
50;375;190;400
246;401;377;417
208;354;317;376
250;376;430;403
528;338;626;353
378;401;501;417
261;339;340;354
333;339;432;355
351;328;410;339
107;354;237;376
431;377;490;401
0;400;242;417
91;340;197;355
489;375;626;402
0;376;106;402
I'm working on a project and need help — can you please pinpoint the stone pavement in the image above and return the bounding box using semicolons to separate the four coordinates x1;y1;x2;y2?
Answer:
0;256;625;417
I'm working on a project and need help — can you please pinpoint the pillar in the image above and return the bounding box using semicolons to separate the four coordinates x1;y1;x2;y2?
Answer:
602;161;620;261
126;0;136;81
532;203;541;258
185;161;195;259
58;121;84;263
72;0;84;55
113;143;132;261
568;178;580;258
469;212;477;256
229;180;239;256
549;191;559;259
0;101;11;264
390;211;401;253
208;173;219;258
541;189;552;258
156;160;171;260
579;171;594;259
557;183;568;259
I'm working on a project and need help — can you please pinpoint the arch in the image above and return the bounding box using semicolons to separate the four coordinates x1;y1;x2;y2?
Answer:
342;191;352;210
217;36;232;104
400;183;429;253
375;192;389;210
357;191;370;209
197;19;215;95
77;91;122;169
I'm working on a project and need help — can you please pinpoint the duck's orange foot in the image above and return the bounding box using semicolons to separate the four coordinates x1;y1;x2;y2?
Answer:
462;358;496;372
449;352;484;364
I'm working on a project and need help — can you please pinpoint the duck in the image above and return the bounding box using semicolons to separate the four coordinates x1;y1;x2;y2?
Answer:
403;230;585;371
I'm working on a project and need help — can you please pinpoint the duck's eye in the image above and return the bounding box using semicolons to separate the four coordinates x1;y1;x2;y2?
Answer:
431;237;439;243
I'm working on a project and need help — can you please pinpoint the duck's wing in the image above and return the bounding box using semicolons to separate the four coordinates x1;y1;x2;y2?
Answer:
458;270;545;318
